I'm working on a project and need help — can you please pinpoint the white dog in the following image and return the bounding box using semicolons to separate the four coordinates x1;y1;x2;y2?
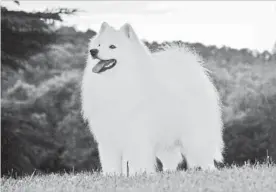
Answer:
81;22;224;176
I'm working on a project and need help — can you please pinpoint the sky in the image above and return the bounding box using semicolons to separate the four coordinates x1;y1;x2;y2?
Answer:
2;1;276;52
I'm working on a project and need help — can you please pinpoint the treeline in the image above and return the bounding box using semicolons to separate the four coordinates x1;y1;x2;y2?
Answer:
1;4;276;178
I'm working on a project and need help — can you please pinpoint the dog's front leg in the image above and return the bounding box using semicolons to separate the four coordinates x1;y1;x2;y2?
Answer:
98;143;122;176
125;144;156;176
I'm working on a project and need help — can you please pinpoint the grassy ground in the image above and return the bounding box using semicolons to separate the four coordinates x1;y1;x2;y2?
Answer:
1;164;276;192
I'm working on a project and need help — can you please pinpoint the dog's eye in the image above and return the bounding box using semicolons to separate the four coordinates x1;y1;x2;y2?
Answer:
98;44;100;47
109;45;116;49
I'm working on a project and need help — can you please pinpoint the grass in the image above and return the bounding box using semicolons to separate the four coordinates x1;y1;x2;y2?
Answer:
2;164;276;192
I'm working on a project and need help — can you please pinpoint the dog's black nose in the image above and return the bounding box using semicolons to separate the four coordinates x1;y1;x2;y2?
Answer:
90;49;99;57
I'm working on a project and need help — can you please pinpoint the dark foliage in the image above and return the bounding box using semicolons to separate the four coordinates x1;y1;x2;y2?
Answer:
1;5;77;70
1;102;67;177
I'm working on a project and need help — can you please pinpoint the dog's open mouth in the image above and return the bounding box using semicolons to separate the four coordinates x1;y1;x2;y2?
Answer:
92;59;117;73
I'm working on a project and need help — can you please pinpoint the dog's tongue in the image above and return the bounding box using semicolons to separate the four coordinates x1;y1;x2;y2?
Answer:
92;60;112;73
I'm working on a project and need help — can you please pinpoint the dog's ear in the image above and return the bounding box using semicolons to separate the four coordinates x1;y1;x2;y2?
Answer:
120;23;139;41
99;22;109;34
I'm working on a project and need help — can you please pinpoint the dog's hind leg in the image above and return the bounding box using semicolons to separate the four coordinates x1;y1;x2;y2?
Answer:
156;147;182;172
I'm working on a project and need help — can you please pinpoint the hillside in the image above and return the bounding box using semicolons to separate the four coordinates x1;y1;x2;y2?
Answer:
1;25;276;177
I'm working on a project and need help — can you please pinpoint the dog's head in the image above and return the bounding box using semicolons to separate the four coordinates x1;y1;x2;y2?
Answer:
88;22;141;74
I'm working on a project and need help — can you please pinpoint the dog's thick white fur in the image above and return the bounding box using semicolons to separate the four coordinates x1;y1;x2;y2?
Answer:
81;22;224;176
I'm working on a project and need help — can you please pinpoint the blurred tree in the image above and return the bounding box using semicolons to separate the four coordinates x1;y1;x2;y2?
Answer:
1;1;77;70
1;1;78;178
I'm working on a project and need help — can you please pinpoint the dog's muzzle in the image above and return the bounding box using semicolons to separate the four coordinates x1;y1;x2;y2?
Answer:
89;49;117;73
